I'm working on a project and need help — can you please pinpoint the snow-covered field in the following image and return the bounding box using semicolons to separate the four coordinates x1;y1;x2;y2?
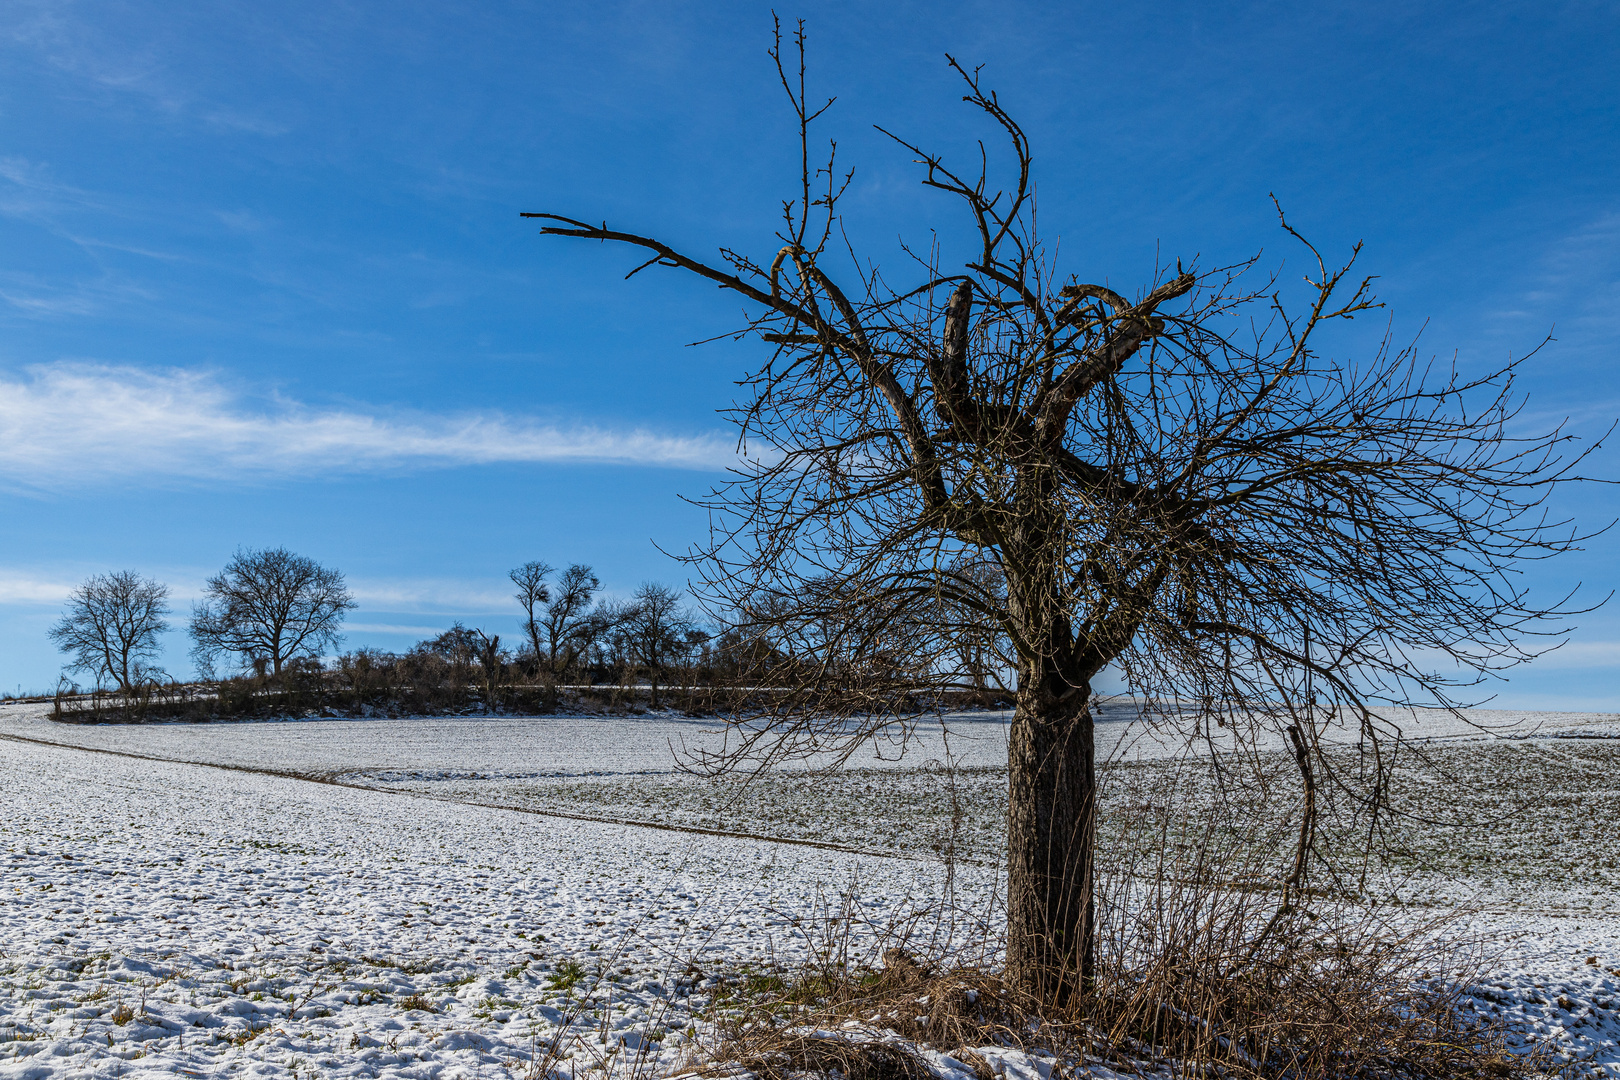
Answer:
2;703;1618;1078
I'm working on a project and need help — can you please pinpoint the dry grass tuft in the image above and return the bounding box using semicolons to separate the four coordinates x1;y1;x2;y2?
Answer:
1075;779;1529;1078
713;1032;933;1080
700;935;1523;1078
684;797;1533;1080
1085;910;1523;1077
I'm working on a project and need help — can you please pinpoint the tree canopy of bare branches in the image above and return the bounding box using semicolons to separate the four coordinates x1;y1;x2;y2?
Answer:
189;548;356;677
510;562;601;677
49;571;171;692
618;582;700;709
510;560;554;665
524;24;1605;999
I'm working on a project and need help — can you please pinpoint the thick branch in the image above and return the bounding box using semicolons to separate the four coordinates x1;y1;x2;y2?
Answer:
1035;272;1197;440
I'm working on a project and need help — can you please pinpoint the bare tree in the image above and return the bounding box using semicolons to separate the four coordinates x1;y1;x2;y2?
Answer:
474;628;506;709
190;548;356;677
938;556;1012;694
510;560;554;666
508;562;604;679
524;26;1603;999
541;564;601;677
49;571;170;691
416;621;482;666
619;583;698;709
580;598;634;685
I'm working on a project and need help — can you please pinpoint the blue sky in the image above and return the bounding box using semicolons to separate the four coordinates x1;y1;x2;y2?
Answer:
2;1;1617;705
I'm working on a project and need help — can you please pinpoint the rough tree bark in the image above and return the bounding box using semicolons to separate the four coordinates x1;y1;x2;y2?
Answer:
1006;669;1095;993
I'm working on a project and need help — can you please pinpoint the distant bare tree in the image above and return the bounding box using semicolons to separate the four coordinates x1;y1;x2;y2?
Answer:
526;26;1604;998
619;583;698;709
49;571;170;691
580;598;634;684
938;556;1011;694
509;561;554;666
190;548;355;677
540;564;601;677
508;562;603;679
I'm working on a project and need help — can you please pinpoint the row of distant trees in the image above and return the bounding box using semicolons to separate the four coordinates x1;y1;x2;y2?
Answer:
506;562;710;704
48;548;722;708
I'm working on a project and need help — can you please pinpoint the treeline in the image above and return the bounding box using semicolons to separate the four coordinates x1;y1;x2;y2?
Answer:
46;548;761;722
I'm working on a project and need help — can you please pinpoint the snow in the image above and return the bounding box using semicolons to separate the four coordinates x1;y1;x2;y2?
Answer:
0;708;995;1080
1450;918;1620;1073
1;708;1014;775
1;701;1618;1077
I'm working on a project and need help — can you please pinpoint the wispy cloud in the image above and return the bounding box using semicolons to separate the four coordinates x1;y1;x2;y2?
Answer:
347;578;522;613
0;571;76;605
0;286;99;317
0;362;741;488
1487;209;1620;362
345;622;468;638
3;3;284;133
0;565;527;615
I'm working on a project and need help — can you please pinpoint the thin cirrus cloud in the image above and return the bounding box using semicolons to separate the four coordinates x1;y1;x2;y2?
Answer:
0;571;76;605
344;622;472;638
0;569;527;613
0;362;742;488
346;578;524;613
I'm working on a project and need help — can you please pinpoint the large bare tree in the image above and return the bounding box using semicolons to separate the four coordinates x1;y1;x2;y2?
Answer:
524;26;1602;998
190;548;356;677
50;571;170;692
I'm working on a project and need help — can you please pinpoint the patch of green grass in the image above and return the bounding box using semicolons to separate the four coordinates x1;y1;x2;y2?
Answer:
472;995;519;1019
742;973;787;996
363;767;1009;862
349;735;1620;910
545;960;587;992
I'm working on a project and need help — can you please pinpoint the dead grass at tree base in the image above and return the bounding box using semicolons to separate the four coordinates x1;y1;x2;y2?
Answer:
694;917;1532;1080
711;1032;934;1080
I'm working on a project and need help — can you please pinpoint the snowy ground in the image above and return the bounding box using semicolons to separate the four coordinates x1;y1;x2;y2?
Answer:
1;703;1618;1078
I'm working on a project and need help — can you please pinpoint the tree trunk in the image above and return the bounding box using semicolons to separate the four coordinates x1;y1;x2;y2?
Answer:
1004;666;1096;1002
